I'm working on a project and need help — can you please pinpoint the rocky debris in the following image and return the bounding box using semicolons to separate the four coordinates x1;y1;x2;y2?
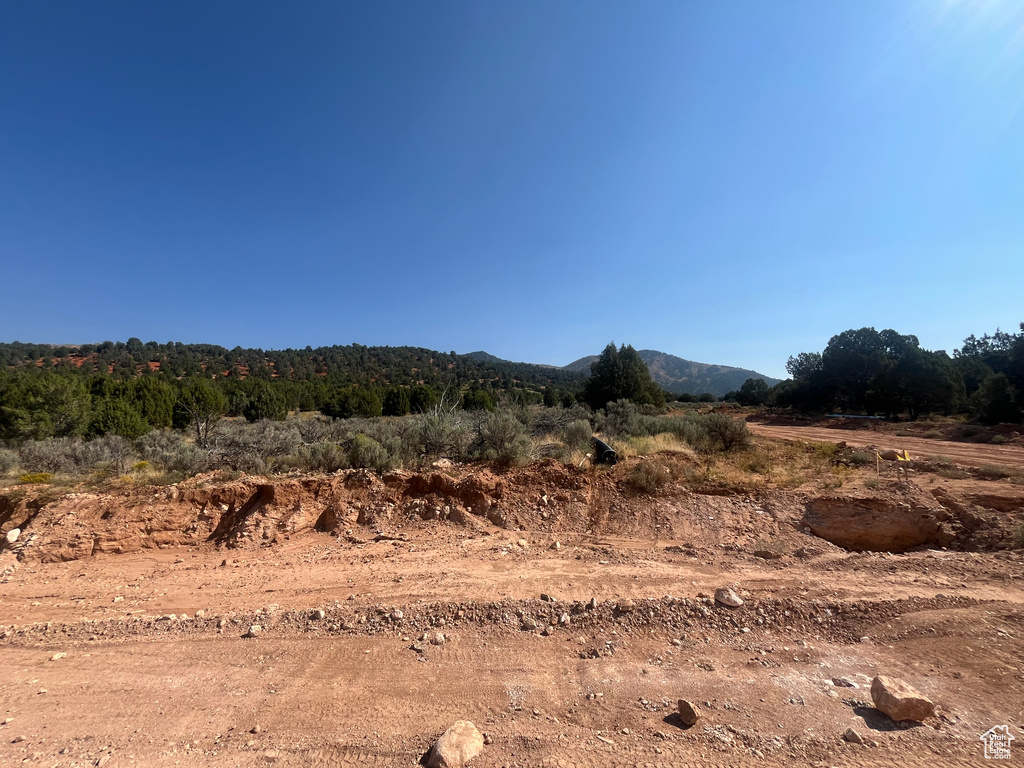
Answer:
677;699;701;726
243;624;262;639
870;675;935;722
427;720;484;768
714;588;743;608
843;727;864;745
5;528;20;545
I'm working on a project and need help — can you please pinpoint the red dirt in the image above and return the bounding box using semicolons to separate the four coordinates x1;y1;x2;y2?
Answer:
1;452;1022;767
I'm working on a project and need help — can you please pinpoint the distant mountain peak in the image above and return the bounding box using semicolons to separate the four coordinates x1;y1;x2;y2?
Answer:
563;349;779;397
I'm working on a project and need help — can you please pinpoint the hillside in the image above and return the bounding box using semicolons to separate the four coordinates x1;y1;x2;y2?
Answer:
564;349;780;397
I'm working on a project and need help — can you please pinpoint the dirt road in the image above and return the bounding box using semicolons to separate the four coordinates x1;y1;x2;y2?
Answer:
749;423;1024;470
2;454;1023;766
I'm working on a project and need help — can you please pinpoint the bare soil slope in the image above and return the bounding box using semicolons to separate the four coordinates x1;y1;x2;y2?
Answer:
1;445;1023;767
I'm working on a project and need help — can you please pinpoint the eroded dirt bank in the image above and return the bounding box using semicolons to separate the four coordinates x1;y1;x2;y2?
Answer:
1;451;1023;767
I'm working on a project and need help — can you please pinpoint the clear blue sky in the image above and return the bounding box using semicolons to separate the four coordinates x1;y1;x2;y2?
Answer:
2;1;1022;379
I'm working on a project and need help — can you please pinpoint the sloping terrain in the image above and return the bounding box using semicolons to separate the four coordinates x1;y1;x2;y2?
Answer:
1;441;1022;767
564;350;780;396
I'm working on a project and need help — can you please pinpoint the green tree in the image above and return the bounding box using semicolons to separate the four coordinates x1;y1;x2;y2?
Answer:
735;377;770;406
242;380;288;422
583;343;665;410
970;373;1020;425
174;379;227;447
0;373;91;441
382;386;411;417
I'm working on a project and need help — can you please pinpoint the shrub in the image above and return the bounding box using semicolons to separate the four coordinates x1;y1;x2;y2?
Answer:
19;438;81;474
210;419;302;474
701;413;751;452
131;461;150;473
562;420;593;453
297;442;349;473
976;464;1011;480
991;434;1009;445
19;472;53;484
472;410;533;467
348;434;391;471
864;477;880;489
0;448;18;474
79;435;134;475
418;410;471;460
850;450;875;466
626;461;671;494
135;430;209;474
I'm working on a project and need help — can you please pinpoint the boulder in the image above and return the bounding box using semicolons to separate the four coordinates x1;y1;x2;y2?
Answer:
5;528;20;545
714;588;743;607
870;676;934;722
427;720;484;767
677;699;701;726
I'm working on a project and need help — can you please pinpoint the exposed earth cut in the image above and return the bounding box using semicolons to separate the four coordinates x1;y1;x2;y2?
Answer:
1;424;1022;767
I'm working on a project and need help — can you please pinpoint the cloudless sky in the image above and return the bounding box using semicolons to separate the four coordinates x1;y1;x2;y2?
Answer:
2;1;1022;378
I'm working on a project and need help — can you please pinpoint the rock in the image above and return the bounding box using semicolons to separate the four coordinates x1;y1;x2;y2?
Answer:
5;528;20;544
244;624;262;639
870;676;935;722
250;724;262;734
558;613;570;626
832;677;858;688
521;618;538;631
391;610;404;621
714;588;743;607
517;539;529;548
430;633;446;646
311;609;326;621
50;652;67;661
550;541;561;550
677;699;701;726
843;727;864;745
427;720;484;767
588;597;597;610
540;593;555;602
617;599;636;613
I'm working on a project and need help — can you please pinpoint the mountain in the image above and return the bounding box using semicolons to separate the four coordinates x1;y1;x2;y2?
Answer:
563;349;780;397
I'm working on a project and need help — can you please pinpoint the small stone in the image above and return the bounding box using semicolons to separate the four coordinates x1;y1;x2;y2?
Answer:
521;618;538;631
832;677;858;688
311;609;326;621
870;676;935;722
217;618;227;629
11;735;25;743
430;633;446;646
427;720;484;767
540;593;555;602
714;588;743;608
195;609;205;618
482;733;493;746
588;597;598;609
251;725;262;734
5;528;20;544
617;599;635;613
517;539;529;548
550;541;561;550
50;652;67;661
391;610;404;621
244;624;262;638
112;595;124;603
558;613;570;626
843;727;864;745
677;699;701;726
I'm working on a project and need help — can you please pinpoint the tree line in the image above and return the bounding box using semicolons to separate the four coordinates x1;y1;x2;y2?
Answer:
729;323;1024;424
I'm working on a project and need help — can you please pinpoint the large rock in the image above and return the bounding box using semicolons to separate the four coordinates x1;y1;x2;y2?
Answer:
714;588;743;607
677;699;701;726
427;720;484;767
870;676;934;722
5;528;20;545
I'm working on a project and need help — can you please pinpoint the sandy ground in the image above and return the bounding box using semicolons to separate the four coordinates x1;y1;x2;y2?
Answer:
2;426;1024;767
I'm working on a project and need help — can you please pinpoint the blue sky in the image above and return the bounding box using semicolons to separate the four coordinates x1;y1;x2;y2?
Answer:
2;1;1022;379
